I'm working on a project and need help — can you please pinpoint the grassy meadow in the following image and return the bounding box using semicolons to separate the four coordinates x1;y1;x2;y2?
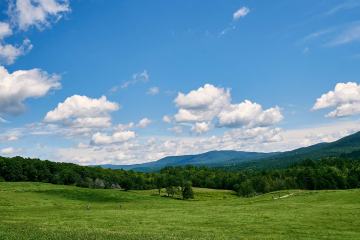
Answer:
0;182;359;240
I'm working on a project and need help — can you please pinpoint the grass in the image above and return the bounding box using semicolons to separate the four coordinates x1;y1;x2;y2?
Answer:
0;182;360;239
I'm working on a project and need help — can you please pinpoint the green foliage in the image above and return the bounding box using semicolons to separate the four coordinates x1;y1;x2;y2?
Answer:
0;156;154;191
182;182;194;199
237;180;255;197
165;186;176;197
1;155;360;198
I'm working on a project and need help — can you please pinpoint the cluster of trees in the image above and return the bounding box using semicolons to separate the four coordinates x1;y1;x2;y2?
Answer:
0;156;154;190
159;158;360;196
1;155;360;198
0;156;194;199
154;171;194;199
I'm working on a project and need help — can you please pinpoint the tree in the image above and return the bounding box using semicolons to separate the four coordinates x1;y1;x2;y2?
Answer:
182;182;194;200
154;174;165;195
237;180;255;197
121;177;133;191
166;186;176;197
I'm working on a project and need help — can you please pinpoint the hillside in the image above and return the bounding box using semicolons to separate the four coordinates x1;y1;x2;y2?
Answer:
234;131;360;169
1;182;360;240
101;150;276;171
101;131;360;171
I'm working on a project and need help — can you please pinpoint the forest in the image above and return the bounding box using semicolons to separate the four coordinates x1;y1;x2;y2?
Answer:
1;155;360;197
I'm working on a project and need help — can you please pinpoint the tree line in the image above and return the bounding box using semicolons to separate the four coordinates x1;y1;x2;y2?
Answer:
0;156;193;199
1;155;360;197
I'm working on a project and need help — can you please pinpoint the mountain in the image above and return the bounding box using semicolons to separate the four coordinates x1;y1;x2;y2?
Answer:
232;131;360;169
99;131;360;172
100;150;277;172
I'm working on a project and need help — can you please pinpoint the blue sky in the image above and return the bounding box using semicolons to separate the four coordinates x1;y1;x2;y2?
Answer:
1;0;360;165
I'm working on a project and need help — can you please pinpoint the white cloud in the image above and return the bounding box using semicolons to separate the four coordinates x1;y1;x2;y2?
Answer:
91;130;135;145
115;122;135;131
218;100;283;128
313;82;360;117
174;84;231;122
44;95;119;129
71;117;112;128
174;108;200;122
109;70;150;93
171;84;283;133
233;7;250;21
277;121;360;149
121;70;149;89
0;38;33;65
46;119;360;165
163;115;172;123
9;0;70;30
137;118;151;128
0;147;17;155
0;130;21;142
147;86;160;95
53;126;283;165
168;125;183;134
0;22;12;40
0;66;60;115
191;122;210;134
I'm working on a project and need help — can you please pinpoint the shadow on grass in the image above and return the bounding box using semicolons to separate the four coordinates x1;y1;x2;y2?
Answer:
33;189;132;203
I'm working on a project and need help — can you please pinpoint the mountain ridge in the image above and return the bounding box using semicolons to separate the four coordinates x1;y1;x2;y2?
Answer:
97;131;360;172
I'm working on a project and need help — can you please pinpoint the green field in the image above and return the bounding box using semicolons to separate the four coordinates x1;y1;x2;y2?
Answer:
0;182;360;240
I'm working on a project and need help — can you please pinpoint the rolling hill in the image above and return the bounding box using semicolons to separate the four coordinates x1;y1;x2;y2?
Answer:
100;131;360;172
233;130;360;169
100;150;277;171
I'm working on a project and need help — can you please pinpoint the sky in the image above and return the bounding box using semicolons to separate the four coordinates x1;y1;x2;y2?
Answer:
0;0;360;165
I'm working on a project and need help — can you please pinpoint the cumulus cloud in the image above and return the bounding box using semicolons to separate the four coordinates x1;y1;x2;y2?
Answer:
0;130;21;142
0;38;33;65
91;130;135;145
115;122;135;131
191;122;210;134
171;84;283;133
0;66;61;115
174;84;231;122
53;126;283;165
46;119;360;166
169;125;183;134
233;7;250;21
147;86;160;95
313;82;360;117
137;118;151;128
218;100;283;128
0;22;12;40
163;115;172;123
0;1;69;65
174;109;200;122
0;147;16;155
44;95;119;129
8;0;70;30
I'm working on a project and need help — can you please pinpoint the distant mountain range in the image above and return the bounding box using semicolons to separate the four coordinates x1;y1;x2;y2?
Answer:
98;131;360;172
100;150;278;172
